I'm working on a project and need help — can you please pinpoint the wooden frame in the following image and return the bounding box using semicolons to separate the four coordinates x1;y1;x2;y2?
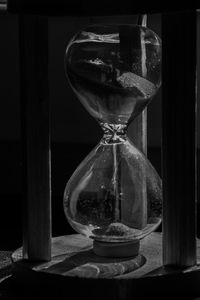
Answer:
2;2;198;288
19;15;51;261
162;10;196;267
18;12;149;262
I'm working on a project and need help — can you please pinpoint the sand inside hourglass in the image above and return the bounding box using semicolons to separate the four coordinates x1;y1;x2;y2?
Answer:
69;217;161;242
66;34;159;124
64;26;162;243
65;138;162;243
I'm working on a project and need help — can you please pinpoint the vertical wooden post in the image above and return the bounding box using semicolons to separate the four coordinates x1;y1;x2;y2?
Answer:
131;105;147;154
19;15;51;261
122;15;147;229
162;11;196;267
131;14;147;155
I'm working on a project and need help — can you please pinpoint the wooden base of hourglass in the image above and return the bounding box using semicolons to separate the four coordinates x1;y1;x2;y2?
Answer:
12;234;146;279
93;239;140;258
12;233;200;292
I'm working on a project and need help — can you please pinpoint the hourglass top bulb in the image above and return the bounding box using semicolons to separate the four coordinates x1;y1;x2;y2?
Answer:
65;24;161;125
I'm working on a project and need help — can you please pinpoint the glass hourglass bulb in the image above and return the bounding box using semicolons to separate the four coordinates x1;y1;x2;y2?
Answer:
63;24;162;252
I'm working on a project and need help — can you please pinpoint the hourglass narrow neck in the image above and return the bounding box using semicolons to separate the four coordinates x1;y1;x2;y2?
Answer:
100;123;127;144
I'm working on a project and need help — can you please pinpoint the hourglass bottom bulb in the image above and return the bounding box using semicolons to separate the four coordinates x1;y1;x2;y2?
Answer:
64;138;162;257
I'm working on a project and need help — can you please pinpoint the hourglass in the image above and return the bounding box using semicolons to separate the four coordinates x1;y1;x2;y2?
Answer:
63;24;162;257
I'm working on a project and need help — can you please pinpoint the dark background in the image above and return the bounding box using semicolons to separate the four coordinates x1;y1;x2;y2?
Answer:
0;12;199;251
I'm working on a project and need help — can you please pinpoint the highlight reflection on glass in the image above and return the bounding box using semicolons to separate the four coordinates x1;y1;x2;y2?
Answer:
63;24;162;244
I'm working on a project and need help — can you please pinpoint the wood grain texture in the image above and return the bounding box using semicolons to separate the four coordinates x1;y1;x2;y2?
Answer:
12;234;200;299
162;11;197;267
13;233;200;279
131;110;147;154
131;14;147;156
128;14;148;230
0;251;12;279
19;15;51;261
12;234;145;278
